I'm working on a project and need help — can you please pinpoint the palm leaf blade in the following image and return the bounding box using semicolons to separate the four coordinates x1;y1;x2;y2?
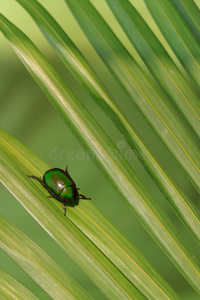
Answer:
0;129;178;300
106;0;200;139
64;0;200;192
0;13;200;294
144;0;200;87
14;0;200;245
0;215;92;300
0;267;39;300
0;150;141;300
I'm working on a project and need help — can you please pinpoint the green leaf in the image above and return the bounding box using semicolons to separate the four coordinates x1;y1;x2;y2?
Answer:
63;0;200;193
0;14;200;294
0;215;92;300
0;150;141;300
14;0;200;246
0;267;39;300
106;0;200;139
0;129;178;300
144;0;200;88
172;0;200;42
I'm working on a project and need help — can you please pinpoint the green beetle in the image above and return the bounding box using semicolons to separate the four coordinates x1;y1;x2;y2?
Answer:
28;166;90;215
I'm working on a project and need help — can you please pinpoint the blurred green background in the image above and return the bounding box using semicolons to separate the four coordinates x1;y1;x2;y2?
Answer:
0;0;199;299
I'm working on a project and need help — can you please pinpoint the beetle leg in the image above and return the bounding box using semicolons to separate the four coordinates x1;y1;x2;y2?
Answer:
28;175;40;181
47;194;56;199
62;202;66;216
28;175;46;188
65;165;68;173
79;193;91;200
47;194;66;216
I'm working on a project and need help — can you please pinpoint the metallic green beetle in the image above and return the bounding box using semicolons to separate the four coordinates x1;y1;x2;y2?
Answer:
28;166;90;215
